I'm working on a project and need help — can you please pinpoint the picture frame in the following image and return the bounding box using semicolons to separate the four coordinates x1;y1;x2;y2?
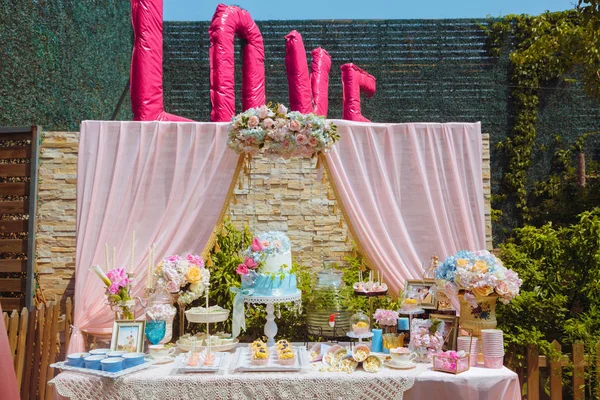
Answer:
436;292;455;311
404;279;438;309
110;320;145;353
429;314;459;351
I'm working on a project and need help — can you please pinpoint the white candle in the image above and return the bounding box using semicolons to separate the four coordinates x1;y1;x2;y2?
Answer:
112;247;116;270
151;243;156;288
129;231;135;273
146;246;153;289
105;244;109;272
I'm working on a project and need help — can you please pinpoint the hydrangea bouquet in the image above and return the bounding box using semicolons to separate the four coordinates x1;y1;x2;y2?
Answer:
227;103;339;158
435;250;522;305
373;309;399;326
154;253;210;306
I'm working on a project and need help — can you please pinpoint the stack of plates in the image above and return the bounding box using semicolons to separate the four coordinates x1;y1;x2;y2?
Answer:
481;329;504;369
456;336;478;366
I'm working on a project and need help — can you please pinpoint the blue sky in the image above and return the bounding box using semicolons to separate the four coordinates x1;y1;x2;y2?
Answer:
164;0;578;21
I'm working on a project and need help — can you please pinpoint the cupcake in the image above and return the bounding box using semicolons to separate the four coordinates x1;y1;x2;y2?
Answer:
352;321;370;335
402;298;418;310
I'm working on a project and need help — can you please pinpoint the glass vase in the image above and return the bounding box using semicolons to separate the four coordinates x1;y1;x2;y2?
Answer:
114;300;136;320
145;282;177;343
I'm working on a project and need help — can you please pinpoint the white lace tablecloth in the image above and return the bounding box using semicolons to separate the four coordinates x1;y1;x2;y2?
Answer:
51;356;421;400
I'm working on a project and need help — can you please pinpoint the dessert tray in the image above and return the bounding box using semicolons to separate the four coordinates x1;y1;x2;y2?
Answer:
176;338;239;353
172;352;227;373
50;359;155;379
185;306;230;323
229;347;308;373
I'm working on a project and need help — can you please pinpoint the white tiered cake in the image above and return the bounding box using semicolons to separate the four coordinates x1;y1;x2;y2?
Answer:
239;231;298;297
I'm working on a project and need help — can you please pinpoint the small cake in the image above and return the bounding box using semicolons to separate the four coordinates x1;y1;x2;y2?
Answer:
402;298;418;311
277;347;296;365
251;342;269;365
352;321;370;335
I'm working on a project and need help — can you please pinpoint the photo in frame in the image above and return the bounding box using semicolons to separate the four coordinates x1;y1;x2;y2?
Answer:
404;279;438;309
436;292;454;311
110;320;145;353
429;314;459;350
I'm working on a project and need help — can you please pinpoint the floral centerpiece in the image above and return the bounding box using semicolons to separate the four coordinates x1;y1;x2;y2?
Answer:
236;232;291;283
409;318;444;362
154;253;210;306
373;309;399;333
435;250;522;335
92;265;134;319
227;103;339;158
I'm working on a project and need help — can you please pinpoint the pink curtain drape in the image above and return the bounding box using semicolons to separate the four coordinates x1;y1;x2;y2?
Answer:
68;121;239;354
325;121;485;296
0;305;19;400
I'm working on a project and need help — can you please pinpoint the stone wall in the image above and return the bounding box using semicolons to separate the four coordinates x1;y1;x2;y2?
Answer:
35;132;492;302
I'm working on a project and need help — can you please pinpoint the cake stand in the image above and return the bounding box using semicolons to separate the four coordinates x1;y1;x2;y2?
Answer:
354;290;388;327
346;331;374;346
244;290;302;346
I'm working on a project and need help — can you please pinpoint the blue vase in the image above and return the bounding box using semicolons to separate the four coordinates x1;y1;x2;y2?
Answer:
145;320;166;345
371;329;383;352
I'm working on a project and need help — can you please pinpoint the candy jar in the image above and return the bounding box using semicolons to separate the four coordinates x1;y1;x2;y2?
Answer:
350;311;370;335
145;281;177;343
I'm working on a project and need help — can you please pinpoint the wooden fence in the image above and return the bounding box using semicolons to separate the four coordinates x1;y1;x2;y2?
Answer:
0;126;40;311
518;340;599;400
3;298;72;400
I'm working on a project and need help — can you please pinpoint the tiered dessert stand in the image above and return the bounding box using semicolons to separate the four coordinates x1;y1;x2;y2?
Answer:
398;307;425;339
244;290;302;346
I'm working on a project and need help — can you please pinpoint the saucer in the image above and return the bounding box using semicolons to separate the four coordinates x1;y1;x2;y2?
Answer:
384;360;416;370
152;356;176;365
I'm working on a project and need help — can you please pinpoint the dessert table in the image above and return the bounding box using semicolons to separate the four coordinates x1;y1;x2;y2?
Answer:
50;351;521;400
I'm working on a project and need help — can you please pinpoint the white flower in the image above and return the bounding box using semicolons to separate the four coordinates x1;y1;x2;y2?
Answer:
277;104;288;115
258;105;269;119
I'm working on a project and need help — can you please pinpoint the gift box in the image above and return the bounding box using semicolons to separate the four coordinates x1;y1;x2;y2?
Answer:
432;352;470;374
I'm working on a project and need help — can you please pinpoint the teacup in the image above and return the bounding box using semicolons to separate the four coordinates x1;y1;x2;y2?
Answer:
66;352;89;368
122;352;146;368
390;347;417;365
148;344;176;360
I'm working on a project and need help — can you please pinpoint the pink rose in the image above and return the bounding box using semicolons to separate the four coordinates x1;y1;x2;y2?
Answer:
167;255;181;262
257;105;269;119
308;136;318;147
277;104;288;115
262;117;275;129
248;115;259;128
261;240;270;248
166;280;179;293
186;253;204;267
295;134;308;145
236;264;249;275
243;257;258;269
251;237;264;252
273;240;281;248
495;281;509;295
289;119;301;131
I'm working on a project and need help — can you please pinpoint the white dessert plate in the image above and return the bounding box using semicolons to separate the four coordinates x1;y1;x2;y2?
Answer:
384;360;416;370
176;339;239;353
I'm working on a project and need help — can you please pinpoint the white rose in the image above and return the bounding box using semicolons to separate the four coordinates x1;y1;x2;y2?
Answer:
258;105;269;119
277;104;288;115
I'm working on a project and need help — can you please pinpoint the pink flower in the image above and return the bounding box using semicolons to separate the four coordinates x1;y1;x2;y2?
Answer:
243;257;258;269
308;136;318;147
251;237;264;252
257;105;269;119
274;130;286;142
162;265;180;284
282;140;290;148
289;119;301;131
277;104;288;115
261;240;270;248
166;280;179;293
295;134;308;145
236;264;249;275
273;240;281;248
248;115;259;128
167;255;181;262
108;283;120;295
186;253;204;267
262;117;275;129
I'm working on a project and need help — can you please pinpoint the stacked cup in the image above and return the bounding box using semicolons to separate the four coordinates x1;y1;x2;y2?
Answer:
481;329;504;369
456;336;479;367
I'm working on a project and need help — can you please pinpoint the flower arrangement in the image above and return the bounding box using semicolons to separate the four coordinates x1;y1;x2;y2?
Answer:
92;265;134;319
236;231;291;279
435;250;522;305
373;309;399;326
409;319;444;362
227;103;339;158
154;253;210;306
